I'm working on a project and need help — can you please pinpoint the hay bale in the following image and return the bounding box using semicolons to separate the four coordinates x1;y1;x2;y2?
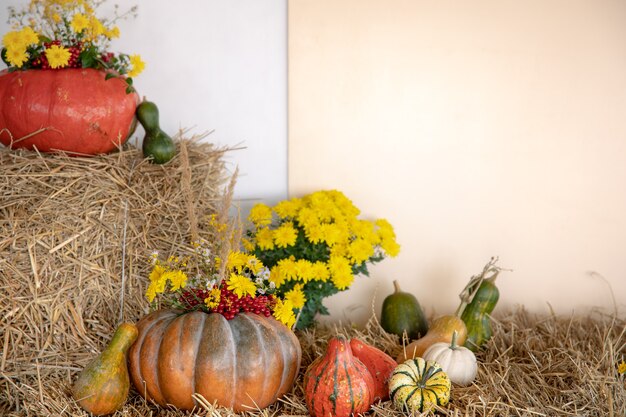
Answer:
0;139;231;415
1;142;624;416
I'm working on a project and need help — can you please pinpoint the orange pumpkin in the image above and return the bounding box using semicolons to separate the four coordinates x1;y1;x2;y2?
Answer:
303;336;375;417
349;338;397;401
128;309;301;412
0;69;138;155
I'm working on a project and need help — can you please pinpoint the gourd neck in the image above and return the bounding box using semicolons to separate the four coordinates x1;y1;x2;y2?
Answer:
102;323;138;359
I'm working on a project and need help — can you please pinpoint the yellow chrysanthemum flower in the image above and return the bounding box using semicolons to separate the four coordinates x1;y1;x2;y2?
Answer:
45;44;71;69
70;13;89;33
311;261;330;281
269;265;286;288
331;269;354;291
204;288;221;309
249;203;273;226
127;54;145;77
149;264;166;283
277;258;298;281
295;259;315;282
381;237;401;257
146;265;168;302
328;255;353;290
226;251;248;273
88;16;106;38
297;207;318;228
320;223;342;246
348;238;375;265
255;227;275;250
2;31;23;50
246;254;263;275
618;360;626;375
303;222;324;244
163;270;188;292
106;26;120;39
5;48;29;68
273;198;302;219
273;299;296;328
328;190;360;217
227;273;257;298
273;222;298;248
20;27;39;46
285;284;306;309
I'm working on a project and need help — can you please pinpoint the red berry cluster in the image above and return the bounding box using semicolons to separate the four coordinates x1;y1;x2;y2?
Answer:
179;285;275;320
180;288;211;309
101;52;114;63
30;40;83;69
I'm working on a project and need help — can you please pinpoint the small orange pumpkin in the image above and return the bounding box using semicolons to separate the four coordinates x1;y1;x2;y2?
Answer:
128;309;301;412
303;336;375;417
349;338;397;401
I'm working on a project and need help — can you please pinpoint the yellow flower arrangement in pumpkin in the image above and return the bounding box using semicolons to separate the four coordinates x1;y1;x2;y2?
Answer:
245;190;400;329
2;0;144;90
146;242;298;329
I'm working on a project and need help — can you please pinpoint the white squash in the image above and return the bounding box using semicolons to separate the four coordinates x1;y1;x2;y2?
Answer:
422;330;477;386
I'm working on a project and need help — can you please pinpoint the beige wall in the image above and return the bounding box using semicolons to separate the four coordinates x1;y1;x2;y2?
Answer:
288;0;626;326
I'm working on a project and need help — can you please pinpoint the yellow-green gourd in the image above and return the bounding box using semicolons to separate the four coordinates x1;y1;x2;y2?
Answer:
72;322;138;416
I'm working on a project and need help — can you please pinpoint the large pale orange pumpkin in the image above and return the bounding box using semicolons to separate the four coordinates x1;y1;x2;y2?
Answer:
0;69;138;155
128;309;302;412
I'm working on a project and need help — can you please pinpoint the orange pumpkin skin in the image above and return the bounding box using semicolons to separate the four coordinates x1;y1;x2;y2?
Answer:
349;338;397;402
128;309;302;412
304;337;375;417
0;69;138;155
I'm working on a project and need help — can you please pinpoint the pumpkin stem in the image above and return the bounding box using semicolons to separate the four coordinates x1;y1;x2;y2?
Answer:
450;330;458;349
392;280;401;293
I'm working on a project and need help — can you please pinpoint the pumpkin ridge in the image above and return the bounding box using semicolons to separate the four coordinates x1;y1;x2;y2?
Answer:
395;370;417;383
308;355;331;415
238;313;272;408
190;312;206;404
255;315;287;404
332;350;339;416
129;310;168;398
342;359;356;415
137;311;178;404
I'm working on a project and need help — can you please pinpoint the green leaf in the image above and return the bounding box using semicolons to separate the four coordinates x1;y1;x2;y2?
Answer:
104;73;116;80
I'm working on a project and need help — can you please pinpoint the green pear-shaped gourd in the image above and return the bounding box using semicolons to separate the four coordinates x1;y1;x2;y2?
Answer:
137;100;176;164
460;275;500;351
72;322;138;416
381;280;428;340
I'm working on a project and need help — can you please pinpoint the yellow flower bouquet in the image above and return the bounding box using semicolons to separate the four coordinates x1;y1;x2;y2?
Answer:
145;222;298;329
2;0;144;90
244;190;400;329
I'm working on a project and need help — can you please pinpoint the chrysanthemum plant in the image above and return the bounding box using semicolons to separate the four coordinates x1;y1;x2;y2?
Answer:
146;215;298;329
244;190;401;329
1;0;144;93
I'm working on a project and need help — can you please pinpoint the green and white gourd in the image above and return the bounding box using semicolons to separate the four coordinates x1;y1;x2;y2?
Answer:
389;357;451;413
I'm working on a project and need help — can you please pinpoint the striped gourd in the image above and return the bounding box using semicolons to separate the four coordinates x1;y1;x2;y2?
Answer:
303;336;375;417
389;358;451;413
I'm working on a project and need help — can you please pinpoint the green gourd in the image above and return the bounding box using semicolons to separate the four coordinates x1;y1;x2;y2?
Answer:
136;100;176;164
72;322;138;416
381;280;428;340
460;276;500;351
456;257;505;352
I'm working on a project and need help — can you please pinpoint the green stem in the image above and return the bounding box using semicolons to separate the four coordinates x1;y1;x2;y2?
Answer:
450;330;458;349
